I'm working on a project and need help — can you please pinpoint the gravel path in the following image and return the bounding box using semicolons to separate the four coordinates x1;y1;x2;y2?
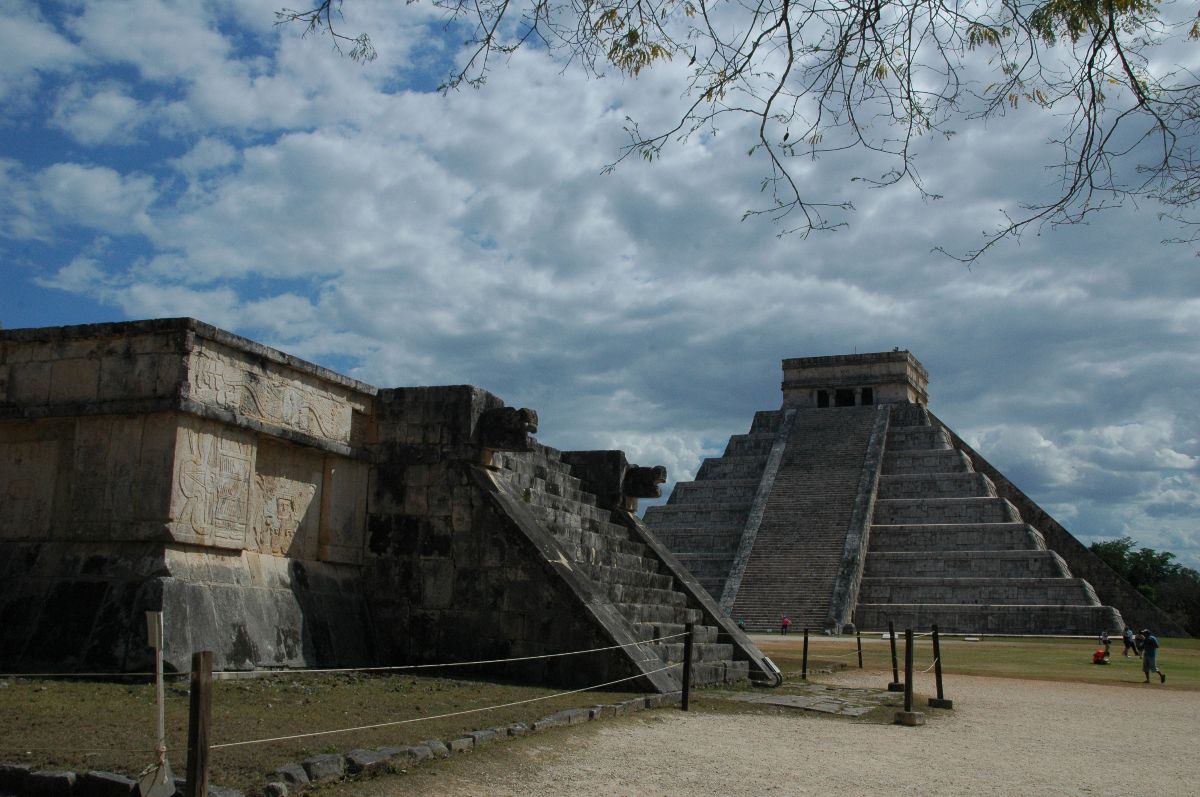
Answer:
373;670;1195;796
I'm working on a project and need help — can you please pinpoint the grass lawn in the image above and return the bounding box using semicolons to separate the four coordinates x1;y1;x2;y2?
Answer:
0;672;641;791
2;635;1195;792
755;633;1200;688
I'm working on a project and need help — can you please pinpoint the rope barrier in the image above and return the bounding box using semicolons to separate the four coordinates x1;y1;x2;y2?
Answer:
213;633;690;677
0;671;187;679
921;657;939;673
0;744;164;758
0;633;688;681
208;664;678;750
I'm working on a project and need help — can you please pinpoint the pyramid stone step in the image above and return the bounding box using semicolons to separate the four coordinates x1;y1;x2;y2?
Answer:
858;577;1100;605
650;527;743;555
673;553;736;579
886;425;953;451
868;522;1046;552
667;479;759;505
872;497;1021;525
865;550;1071;578
749;410;785;434
641;504;749;528
854;603;1123;635
696;456;769;480
876;473;996;500
883;449;973;475
723;433;777;457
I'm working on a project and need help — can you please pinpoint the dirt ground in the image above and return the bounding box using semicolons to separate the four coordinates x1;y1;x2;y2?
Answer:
356;669;1196;796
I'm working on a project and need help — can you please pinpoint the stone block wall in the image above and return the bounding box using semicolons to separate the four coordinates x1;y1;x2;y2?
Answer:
0;320;378;672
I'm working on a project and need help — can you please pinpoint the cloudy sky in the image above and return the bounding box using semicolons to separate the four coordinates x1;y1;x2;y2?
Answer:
2;1;1198;568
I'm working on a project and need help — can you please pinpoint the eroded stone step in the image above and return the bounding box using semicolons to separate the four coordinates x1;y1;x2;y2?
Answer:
868;522;1046;552
882;449;973;476
696;456;770;481
723;433;777;458
876;473;996;500
642;504;750;528
618;602;703;625
649;527;744;555
872;497;1021;525
885;426;953;452
865;550;1071;578
666;479;760;505
631;621;718;644
853;603;1123;635
579;562;673;591
858;577;1100;605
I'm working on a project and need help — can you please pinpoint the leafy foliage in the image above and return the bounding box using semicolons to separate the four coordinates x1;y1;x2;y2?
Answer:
1091;536;1200;635
280;1;1200;260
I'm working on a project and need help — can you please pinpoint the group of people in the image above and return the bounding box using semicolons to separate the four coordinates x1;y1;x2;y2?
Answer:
1094;627;1165;683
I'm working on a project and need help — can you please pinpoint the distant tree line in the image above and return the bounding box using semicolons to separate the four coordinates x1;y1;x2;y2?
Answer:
1091;537;1200;636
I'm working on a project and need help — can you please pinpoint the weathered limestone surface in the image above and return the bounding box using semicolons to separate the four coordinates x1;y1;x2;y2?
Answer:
654;352;1149;636
1;318;775;689
1;320;377;672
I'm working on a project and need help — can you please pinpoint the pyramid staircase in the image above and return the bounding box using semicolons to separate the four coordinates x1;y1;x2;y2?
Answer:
854;406;1122;633
489;443;762;685
642;411;782;602
726;406;880;631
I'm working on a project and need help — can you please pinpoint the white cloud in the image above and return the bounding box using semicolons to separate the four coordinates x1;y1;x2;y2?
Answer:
36;163;158;235
51;83;145;145
0;2;85;104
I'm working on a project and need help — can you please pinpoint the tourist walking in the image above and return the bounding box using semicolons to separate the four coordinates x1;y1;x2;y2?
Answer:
1122;626;1137;657
780;615;791;635
1099;630;1111;658
1141;629;1165;683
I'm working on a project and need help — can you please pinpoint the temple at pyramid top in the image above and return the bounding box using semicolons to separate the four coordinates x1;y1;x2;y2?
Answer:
782;351;929;408
646;352;1187;637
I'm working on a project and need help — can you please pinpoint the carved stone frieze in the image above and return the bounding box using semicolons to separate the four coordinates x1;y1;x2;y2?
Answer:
189;344;356;445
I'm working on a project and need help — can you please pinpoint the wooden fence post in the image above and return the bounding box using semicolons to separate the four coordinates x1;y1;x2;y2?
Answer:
929;624;953;709
887;620;903;691
856;628;863;669
893;628;926;726
681;623;694;711
186;651;213;797
801;628;809;680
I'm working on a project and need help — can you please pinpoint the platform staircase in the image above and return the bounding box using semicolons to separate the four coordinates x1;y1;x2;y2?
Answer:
490;443;755;685
642;411;782;601
855;405;1122;634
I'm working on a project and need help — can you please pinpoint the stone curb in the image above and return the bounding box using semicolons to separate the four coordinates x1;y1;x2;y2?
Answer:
0;693;669;797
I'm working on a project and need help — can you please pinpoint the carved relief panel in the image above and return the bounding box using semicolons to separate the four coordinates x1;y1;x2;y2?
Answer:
251;440;322;559
169;418;255;548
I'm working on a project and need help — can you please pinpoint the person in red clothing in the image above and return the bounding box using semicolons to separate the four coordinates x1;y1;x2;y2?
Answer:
780;615;791;635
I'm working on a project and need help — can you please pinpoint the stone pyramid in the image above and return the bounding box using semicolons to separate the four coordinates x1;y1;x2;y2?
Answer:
646;352;1182;635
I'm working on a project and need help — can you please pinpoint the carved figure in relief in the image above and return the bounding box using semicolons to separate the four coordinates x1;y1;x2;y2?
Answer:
253;474;316;556
175;429;252;541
